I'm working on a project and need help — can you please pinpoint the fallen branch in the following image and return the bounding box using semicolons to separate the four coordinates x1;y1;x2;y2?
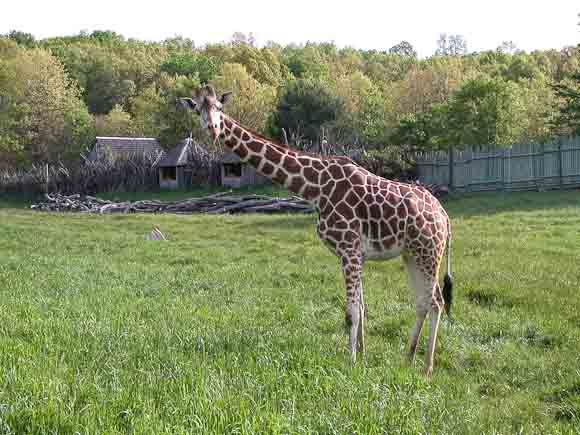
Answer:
31;193;315;215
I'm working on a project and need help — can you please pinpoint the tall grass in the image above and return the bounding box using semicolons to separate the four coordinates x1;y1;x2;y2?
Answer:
0;190;579;433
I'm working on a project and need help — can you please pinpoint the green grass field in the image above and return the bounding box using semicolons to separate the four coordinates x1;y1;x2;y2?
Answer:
1;189;579;434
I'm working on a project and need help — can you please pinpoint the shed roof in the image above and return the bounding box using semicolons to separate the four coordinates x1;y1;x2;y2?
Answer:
220;151;242;164
90;137;163;160
157;138;213;167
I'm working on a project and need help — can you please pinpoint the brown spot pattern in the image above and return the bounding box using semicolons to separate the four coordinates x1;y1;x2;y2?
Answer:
216;113;452;372
247;140;263;153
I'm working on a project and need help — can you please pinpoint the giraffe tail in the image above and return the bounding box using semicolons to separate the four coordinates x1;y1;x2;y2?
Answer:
442;229;453;319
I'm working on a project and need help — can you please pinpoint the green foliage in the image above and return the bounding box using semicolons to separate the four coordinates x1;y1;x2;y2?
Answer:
5;30;36;48
273;79;342;143
389;41;417;58
436;33;468;56
283;44;331;80
211;63;277;134
1;29;579;167
160;52;220;83
446;77;520;145
392;76;555;148
446;77;554;146
391;110;445;148
231;44;290;86
95;104;135;137
330;72;390;144
552;72;580;135
88;30;124;44
43;36;166;114
0;44;94;164
133;73;201;147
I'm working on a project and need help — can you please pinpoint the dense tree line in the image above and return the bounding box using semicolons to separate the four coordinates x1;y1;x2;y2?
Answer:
0;28;579;167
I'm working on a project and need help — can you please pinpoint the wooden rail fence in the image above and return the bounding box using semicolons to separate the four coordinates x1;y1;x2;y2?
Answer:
415;137;580;192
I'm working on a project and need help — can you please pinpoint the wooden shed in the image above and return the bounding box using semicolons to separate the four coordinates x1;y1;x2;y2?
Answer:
158;138;218;189
220;151;270;188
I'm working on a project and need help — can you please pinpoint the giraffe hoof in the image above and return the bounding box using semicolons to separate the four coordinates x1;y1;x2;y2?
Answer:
424;366;433;377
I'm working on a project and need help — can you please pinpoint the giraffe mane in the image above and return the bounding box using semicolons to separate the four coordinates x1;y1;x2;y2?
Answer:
224;115;359;165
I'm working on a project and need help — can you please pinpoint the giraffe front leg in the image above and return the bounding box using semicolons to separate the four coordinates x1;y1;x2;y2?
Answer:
408;309;427;363
341;254;363;363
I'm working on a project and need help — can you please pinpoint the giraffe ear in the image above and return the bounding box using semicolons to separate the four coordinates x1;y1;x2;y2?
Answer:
219;91;233;105
179;97;197;111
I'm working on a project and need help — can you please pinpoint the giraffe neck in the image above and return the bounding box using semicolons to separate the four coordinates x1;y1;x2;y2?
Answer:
220;115;322;203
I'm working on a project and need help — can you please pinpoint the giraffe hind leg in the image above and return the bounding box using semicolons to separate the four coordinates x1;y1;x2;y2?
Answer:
346;303;361;362
405;256;441;375
408;310;427;362
341;252;364;363
404;257;428;362
425;296;442;377
356;292;366;356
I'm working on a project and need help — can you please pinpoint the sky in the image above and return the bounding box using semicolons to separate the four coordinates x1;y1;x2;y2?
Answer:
1;0;578;56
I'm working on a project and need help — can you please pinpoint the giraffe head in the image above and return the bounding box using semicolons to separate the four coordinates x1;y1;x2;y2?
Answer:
180;85;232;140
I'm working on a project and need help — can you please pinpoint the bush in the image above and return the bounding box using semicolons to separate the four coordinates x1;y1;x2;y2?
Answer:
355;147;417;181
0;153;163;195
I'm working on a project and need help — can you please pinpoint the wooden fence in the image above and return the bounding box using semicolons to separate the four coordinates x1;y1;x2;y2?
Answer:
415;137;580;192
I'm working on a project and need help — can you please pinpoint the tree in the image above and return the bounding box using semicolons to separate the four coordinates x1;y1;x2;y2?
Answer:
210;63;277;133
160;52;220;83
389;41;417;58
0;46;93;163
273;79;342;144
436;33;468;56
6;30;36;48
130;85;164;138
394;58;465;114
0;28;572;167
163;36;195;51
231;32;256;47
231;44;290;85
283;44;330;80
131;73;200;146
392;75;554;148
445;77;524;146
89;30;124;44
329;72;389;144
390;104;450;149
552;72;580;135
95;104;135;136
0;40;23;159
497;40;518;54
43;37;166;114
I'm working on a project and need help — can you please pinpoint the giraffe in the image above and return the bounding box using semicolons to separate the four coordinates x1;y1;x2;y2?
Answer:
180;85;454;376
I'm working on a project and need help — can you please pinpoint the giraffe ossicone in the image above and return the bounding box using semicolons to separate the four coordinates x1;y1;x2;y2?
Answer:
181;85;454;375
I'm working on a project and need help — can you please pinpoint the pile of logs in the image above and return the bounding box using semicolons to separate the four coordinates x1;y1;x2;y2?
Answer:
31;192;315;215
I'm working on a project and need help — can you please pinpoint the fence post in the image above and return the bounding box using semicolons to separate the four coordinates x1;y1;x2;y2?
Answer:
506;147;512;192
501;148;506;191
45;163;49;194
558;140;563;189
540;143;545;191
448;145;454;190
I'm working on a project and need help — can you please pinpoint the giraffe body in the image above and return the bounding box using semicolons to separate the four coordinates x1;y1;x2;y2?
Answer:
181;86;453;375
